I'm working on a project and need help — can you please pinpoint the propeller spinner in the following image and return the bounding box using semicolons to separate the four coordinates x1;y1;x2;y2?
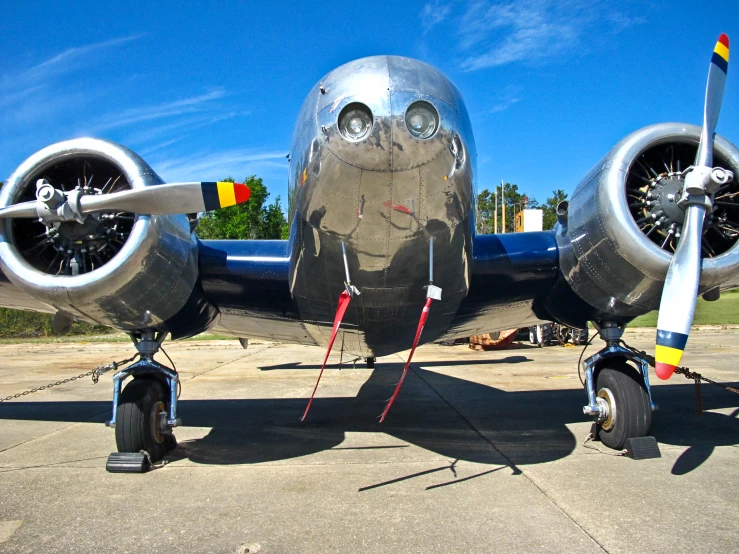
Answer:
655;34;733;379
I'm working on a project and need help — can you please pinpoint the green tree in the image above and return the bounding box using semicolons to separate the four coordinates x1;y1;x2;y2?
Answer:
196;176;288;239
542;189;568;230
476;182;538;234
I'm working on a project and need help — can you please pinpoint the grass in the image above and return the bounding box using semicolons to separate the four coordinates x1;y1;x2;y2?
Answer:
629;288;739;327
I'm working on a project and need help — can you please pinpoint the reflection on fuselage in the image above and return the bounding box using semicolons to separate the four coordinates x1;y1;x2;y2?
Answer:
287;56;476;357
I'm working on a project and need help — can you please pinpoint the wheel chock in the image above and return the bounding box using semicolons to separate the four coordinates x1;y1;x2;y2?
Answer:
106;452;150;473
624;437;661;460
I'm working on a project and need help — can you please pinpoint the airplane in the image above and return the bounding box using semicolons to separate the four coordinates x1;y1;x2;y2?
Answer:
0;35;734;471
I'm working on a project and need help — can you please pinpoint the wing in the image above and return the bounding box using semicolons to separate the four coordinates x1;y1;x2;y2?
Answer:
444;232;559;338
198;239;316;345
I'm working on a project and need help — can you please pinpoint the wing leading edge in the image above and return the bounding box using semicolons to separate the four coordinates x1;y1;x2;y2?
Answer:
198;239;316;345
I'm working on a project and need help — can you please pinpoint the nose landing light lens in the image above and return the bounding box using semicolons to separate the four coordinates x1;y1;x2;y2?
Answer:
405;101;439;139
338;103;373;142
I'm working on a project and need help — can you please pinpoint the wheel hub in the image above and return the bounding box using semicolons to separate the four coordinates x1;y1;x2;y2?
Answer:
597;387;617;430
151;400;167;444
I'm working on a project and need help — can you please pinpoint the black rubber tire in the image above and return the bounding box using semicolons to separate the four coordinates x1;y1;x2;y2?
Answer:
596;361;652;450
572;328;589;345
529;328;538;344
366;357;375;369
537;324;554;347
115;378;169;463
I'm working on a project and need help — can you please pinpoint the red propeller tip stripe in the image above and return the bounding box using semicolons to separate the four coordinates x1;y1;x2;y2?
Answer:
234;183;250;204
655;362;677;381
719;33;729;48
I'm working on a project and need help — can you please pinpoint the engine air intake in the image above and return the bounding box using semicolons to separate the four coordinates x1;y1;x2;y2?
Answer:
11;156;134;275
625;142;739;257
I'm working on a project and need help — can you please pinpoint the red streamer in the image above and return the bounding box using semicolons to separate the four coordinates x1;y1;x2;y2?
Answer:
379;297;434;422
301;290;353;421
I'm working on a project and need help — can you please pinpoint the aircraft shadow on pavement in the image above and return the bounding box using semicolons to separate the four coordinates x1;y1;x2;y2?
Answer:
1;361;738;474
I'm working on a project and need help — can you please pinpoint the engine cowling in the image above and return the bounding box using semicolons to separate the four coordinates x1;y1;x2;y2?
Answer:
0;138;200;330
552;123;739;324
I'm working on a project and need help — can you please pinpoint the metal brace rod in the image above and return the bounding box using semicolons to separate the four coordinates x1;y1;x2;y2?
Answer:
429;236;434;284
582;344;658;421
341;241;360;297
426;236;442;301
106;360;181;428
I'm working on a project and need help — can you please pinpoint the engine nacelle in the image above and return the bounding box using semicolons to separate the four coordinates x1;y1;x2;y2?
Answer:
0;138;200;331
552;123;739;324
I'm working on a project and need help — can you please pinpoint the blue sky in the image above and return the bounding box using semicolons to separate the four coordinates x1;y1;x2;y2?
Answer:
1;1;738;208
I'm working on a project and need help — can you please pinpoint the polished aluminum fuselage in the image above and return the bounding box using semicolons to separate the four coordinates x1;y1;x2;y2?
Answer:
287;56;476;357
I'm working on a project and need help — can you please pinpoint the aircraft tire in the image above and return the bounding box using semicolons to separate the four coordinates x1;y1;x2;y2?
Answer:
529;328;538;344
366;357;375;369
115;378;170;463
595;361;652;450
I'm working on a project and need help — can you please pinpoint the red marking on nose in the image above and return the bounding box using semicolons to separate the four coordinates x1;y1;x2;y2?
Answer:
382;201;412;214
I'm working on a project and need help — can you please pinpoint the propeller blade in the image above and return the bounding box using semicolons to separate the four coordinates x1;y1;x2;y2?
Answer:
696;33;730;168
655;204;704;379
79;181;251;215
654;34;729;380
0;181;250;220
0;201;41;219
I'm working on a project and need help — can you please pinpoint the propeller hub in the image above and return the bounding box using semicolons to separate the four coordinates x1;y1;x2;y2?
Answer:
649;176;686;228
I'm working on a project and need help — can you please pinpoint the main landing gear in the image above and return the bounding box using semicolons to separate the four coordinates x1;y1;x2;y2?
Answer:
105;330;180;472
582;322;657;450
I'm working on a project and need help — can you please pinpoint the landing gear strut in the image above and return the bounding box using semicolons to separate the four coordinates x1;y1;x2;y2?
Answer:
582;322;657;450
105;330;180;470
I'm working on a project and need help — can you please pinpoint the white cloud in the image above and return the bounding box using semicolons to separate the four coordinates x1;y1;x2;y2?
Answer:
421;0;645;71
0;35;143;95
93;90;228;131
490;97;520;113
151;149;288;183
420;0;454;33
0;36;266;189
126;111;249;147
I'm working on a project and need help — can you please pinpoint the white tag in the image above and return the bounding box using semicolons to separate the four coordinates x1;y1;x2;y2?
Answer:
426;285;442;300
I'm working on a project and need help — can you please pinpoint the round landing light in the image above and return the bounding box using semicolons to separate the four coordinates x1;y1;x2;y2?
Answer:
338;103;373;142
405;101;439;139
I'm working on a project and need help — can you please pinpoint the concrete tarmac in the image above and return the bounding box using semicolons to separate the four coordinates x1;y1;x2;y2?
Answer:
0;329;738;553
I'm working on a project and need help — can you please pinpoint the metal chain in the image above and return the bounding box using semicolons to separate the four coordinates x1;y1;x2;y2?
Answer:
619;343;739;415
0;353;139;403
622;344;739;396
674;366;739;395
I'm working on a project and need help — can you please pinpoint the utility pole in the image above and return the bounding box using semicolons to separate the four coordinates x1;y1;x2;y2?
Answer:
501;179;506;233
475;190;481;233
494;187;498;234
